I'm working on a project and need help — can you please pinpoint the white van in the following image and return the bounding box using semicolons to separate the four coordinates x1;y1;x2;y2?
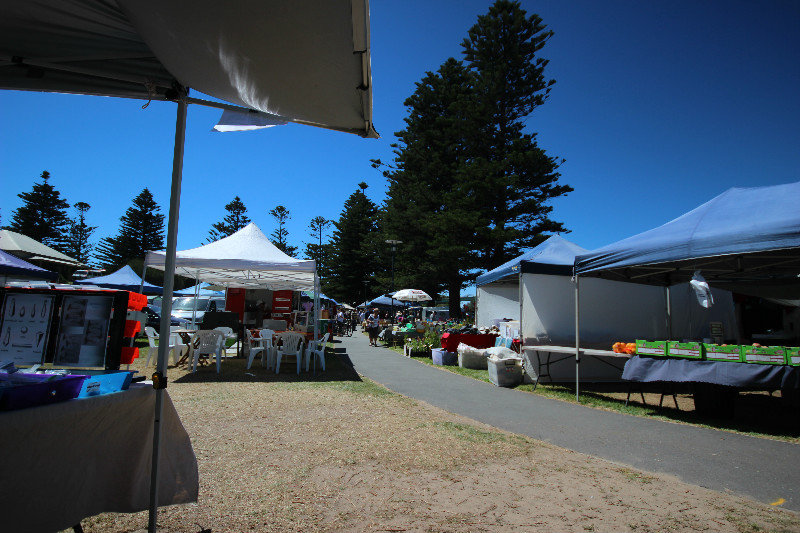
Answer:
170;297;226;324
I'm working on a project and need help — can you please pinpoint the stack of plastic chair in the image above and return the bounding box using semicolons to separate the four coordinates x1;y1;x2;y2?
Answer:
192;330;225;373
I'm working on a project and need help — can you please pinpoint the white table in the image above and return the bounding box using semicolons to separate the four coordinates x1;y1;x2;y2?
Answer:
521;345;630;389
0;384;198;532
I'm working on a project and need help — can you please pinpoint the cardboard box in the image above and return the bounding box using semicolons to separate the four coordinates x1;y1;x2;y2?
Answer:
667;341;703;359
703;344;743;363
636;340;667;356
742;346;786;365
787;346;800;367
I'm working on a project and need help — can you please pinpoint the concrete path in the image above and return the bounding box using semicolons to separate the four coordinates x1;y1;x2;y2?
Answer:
338;330;800;511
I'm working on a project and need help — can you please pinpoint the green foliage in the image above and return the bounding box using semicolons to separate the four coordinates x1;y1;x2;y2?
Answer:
269;205;297;256
6;170;71;253
303;216;332;277
207;196;251;242
94;188;165;269
65;201;96;264
324;183;380;304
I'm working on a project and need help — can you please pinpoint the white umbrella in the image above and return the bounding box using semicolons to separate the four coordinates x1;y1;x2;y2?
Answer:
392;289;432;302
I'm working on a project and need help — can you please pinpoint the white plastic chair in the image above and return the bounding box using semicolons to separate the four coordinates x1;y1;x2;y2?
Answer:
246;329;276;369
304;332;330;372
275;332;305;374
214;326;237;355
191;330;225;373
144;326;184;367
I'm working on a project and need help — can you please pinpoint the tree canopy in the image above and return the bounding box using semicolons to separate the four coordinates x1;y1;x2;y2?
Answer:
65;201;96;264
94;188;165;269
207;196;251;242
269;205;297;256
6;170;71;253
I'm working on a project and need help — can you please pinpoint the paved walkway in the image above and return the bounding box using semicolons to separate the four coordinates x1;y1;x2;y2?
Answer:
338;330;800;511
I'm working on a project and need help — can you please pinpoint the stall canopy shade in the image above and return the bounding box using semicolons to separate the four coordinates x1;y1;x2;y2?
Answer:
75;265;163;295
0;0;377;138
574;181;800;297
476;235;589;286
0;229;83;267
174;282;223;296
0;249;58;281
145;223;316;291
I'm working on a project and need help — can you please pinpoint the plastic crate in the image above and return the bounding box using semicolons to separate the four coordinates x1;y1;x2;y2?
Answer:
77;371;135;398
431;348;457;366
667;341;703;360
120;346;139;365
123;320;141;338
742;346;786;365
125;291;147;311
487;358;522;387
635;339;667;356
0;373;87;410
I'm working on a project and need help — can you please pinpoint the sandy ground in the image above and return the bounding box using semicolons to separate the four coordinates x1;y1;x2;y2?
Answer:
78;349;800;533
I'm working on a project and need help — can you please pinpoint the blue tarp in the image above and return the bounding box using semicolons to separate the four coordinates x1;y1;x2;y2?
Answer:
476;235;588;286
574;181;800;295
174;282;223;296
75;265;163;295
0;249;57;281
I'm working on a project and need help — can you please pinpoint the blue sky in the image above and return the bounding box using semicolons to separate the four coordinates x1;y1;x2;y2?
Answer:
1;1;798;295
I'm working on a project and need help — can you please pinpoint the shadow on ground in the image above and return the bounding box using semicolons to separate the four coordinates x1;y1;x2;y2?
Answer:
173;348;361;384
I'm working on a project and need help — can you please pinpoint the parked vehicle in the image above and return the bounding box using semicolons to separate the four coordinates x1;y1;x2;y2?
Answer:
170;297;226;324
143;305;188;329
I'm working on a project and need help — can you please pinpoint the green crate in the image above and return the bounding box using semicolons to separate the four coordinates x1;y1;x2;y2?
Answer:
742;345;786;365
786;346;799;367
636;339;667;356
703;343;743;363
667;341;703;360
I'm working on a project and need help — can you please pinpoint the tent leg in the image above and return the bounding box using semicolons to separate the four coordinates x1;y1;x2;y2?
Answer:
665;285;672;340
139;264;148;295
574;276;580;402
149;98;187;533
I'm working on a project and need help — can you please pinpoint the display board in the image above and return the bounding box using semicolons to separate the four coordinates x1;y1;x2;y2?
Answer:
0;288;128;370
0;292;56;366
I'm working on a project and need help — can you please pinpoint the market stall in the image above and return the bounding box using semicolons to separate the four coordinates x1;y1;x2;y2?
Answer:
0;249;57;284
573;181;800;401
480;236;736;382
76;264;163;295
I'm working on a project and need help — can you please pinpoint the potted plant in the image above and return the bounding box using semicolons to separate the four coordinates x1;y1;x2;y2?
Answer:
405;336;431;357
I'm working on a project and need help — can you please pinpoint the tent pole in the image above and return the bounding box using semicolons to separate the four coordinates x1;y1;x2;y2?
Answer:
148;97;187;533
139;263;147;294
574;275;580;402
665;285;672;340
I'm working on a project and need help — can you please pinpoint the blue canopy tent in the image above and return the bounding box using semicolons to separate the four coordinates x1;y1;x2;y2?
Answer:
567;181;800;399
0;249;57;282
366;293;411;308
174;282;223;297
477;235;588;286
76;265;163;295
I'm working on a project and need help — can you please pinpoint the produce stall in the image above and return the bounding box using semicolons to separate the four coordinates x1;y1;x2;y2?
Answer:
574;181;800;403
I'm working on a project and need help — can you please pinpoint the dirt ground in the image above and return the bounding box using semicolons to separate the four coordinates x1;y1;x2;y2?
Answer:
79;349;800;533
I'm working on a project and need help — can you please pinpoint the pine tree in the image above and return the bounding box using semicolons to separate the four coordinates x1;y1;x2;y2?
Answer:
65;202;97;264
269;205;297;256
462;0;571;268
94;188;165;269
6;170;71;252
325;183;380;304
207;196;251;242
303;216;332;279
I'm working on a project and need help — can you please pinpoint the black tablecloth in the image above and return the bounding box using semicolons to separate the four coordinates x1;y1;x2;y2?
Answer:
623;355;800;389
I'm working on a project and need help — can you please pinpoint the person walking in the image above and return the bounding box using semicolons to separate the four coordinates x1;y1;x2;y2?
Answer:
367;308;381;346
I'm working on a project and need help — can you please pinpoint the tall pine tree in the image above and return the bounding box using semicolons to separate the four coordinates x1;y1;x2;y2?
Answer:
6;170;71;252
207;196;251;242
65;202;97;264
269;205;297;256
325;183;380;304
303;216;332;280
462;0;571;268
378;58;482;316
94;188;165;269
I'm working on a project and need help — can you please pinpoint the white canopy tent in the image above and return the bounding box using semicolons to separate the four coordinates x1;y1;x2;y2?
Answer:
2;2;375;530
0;229;84;267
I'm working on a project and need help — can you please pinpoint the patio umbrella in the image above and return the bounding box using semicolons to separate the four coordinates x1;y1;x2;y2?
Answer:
392;289;433;302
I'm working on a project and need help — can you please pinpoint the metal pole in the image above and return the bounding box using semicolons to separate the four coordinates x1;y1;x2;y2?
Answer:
139;263;147;295
574;275;580;402
665;285;672;340
148;98;187;533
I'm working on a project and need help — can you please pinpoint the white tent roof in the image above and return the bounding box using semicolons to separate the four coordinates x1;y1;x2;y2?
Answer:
0;229;83;267
0;0;377;138
145;222;316;290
